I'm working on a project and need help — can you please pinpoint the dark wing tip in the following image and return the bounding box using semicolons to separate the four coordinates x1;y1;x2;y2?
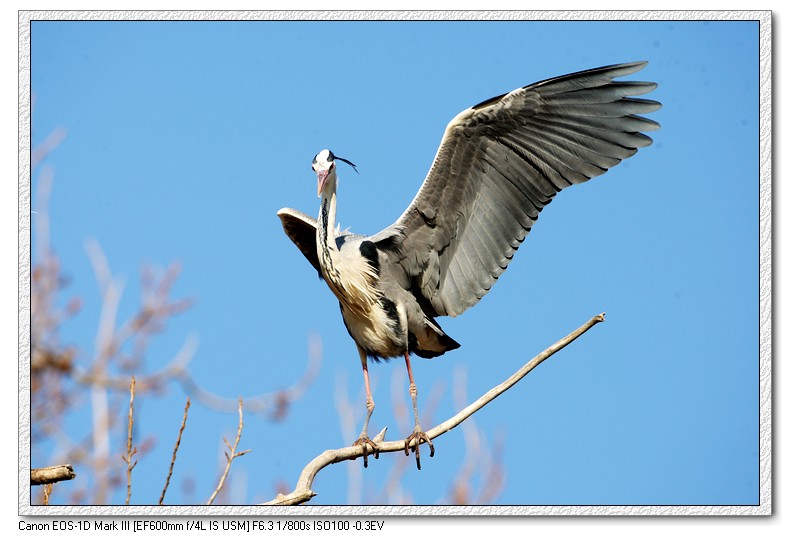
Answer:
472;91;509;110
528;61;654;95
472;62;653;112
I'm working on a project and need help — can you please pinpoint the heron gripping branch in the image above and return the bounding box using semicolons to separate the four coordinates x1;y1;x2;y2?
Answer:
278;62;661;470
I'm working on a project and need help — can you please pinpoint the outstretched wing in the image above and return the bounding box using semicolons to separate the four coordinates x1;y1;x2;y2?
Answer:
373;61;661;317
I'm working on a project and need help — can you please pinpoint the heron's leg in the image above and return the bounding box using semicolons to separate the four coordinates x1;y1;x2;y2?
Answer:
403;351;435;470
359;354;375;438
352;345;378;468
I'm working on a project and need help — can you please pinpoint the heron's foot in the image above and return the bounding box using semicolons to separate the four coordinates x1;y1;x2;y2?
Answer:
403;426;434;470
352;434;380;468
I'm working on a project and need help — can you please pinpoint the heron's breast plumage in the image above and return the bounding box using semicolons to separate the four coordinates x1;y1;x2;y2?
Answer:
331;259;408;359
317;218;408;358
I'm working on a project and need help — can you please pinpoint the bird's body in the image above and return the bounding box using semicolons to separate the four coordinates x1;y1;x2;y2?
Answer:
278;62;661;468
312;192;459;361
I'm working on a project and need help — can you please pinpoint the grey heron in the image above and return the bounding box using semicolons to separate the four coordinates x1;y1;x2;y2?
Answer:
278;61;661;469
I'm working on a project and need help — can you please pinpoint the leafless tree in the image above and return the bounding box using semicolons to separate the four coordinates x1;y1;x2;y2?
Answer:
28;126;316;505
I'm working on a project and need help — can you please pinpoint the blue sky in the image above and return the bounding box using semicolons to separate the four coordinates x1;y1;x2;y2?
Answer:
27;18;762;508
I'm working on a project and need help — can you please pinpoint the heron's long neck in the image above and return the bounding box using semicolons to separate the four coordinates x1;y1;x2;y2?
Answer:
318;186;337;249
317;179;379;310
317;181;339;280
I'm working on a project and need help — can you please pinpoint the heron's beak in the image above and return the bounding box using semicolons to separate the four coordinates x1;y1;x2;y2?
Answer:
316;169;330;197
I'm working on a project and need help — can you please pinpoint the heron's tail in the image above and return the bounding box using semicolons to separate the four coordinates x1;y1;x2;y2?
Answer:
410;317;461;359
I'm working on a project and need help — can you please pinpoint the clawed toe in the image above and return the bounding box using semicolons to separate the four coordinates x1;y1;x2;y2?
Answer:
352;435;380;468
403;428;434;470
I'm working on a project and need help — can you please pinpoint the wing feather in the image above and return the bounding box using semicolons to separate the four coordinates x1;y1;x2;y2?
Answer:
371;61;661;317
277;208;321;274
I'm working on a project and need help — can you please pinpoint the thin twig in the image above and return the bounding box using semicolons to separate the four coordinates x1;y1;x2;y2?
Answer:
42;483;53;505
160;397;191;505
121;376;138;505
207;397;251;505
264;313;605;506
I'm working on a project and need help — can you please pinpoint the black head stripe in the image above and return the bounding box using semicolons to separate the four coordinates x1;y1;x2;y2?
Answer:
334;155;359;174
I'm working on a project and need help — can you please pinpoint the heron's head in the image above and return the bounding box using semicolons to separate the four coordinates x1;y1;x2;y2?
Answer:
313;149;336;197
313;149;358;197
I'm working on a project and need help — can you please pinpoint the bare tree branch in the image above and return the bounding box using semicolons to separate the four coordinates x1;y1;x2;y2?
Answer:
160;397;191;505
42;483;54;505
31;465;76;486
445;366;505;505
175;336;322;420
121;377;138;505
264;313;605;506
207;398;250;505
71;333;199;392
31;126;67;170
